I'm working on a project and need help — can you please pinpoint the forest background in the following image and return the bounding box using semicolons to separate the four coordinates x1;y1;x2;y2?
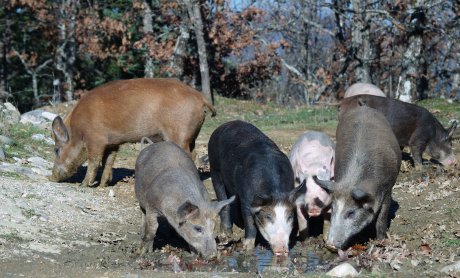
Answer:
0;0;459;112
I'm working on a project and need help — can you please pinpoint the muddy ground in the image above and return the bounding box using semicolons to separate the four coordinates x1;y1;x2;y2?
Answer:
1;105;459;277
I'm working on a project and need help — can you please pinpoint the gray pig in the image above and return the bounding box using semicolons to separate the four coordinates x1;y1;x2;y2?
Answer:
135;141;235;258
314;106;401;250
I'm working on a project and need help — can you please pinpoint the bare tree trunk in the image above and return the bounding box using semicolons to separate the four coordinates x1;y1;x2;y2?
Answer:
142;0;155;78
351;0;372;83
56;0;77;102
184;0;212;103
169;23;189;79
398;0;426;103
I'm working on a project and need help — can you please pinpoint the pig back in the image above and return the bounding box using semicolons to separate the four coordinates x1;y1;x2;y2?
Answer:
135;141;208;210
67;78;209;144
335;106;401;191
208;120;295;197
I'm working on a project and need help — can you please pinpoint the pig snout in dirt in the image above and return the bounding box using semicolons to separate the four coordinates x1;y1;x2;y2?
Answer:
135;141;234;258
343;82;386;98
314;106;401;250
251;180;307;256
51;78;216;187
339;95;457;168
208;120;306;255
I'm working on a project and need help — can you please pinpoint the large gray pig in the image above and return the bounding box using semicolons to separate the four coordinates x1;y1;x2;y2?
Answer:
135;141;234;258
314;105;401;250
344;82;386;98
50;78;216;187
288;131;334;237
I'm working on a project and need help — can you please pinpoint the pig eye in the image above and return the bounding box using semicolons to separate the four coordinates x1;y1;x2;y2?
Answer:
287;213;294;221
54;147;60;156
345;210;355;219
193;226;203;233
265;213;273;222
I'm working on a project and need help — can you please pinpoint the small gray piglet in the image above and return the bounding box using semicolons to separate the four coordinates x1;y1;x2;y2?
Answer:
135;141;234;258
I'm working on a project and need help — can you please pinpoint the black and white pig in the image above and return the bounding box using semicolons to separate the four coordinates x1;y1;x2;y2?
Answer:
314;106;401;250
288;131;335;238
135;141;235;258
208;120;306;256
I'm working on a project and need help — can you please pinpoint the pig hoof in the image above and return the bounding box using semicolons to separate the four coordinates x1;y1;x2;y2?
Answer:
243;238;255;251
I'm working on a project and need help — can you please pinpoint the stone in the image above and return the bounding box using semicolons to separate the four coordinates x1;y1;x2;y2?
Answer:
441;261;460;273
0;135;13;145
0;102;21;126
20;109;58;127
0;147;5;161
31;134;55;145
326;262;359;277
27;156;53;170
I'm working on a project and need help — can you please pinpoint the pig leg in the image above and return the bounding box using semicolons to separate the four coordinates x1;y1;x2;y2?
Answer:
322;212;331;243
375;192;391;239
296;206;308;241
211;171;233;242
242;207;257;251
139;209;159;255
81;144;105;187
100;146;119;187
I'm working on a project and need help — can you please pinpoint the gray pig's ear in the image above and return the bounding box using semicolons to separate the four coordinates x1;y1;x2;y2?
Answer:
446;121;457;139
52;116;69;143
289;179;306;203
178;201;200;221
313;175;335;193
351;189;372;203
212;195;236;213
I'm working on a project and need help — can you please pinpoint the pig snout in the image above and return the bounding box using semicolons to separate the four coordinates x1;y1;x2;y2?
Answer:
440;154;457;166
195;238;218;259
307;197;327;217
271;244;289;256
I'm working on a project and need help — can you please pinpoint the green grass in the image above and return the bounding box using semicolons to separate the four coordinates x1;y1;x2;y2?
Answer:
0;232;28;243
1;123;53;161
416;98;460;127
21;208;38;218
441;238;460;247
201;96;338;139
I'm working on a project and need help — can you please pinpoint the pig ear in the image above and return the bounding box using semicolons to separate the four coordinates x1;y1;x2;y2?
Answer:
251;194;273;211
351;189;372;203
52;116;69;144
178;201;200;222
212;195;236;214
357;96;366;107
313;175;335;193
289;179;306;203
446;120;457;139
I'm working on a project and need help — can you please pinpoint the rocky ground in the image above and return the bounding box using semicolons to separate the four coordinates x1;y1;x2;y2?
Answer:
0;101;459;277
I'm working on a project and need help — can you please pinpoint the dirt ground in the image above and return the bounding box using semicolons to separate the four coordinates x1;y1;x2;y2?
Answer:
1;106;459;277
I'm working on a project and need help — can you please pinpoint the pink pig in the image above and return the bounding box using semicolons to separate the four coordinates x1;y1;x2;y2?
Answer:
289;131;335;236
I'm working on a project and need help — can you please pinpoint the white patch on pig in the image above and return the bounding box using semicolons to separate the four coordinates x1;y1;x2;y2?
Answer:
329;199;346;246
259;204;291;254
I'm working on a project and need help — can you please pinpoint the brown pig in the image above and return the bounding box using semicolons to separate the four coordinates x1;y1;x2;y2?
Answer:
50;78;216;187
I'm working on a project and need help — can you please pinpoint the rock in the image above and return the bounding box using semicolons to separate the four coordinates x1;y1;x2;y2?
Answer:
108;189;115;197
0;135;13;145
20;109;58;127
31;134;55;145
0;102;21;126
0;147;5;161
0;162;37;178
327;262;359;277
27;156;53;170
441;261;460;273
